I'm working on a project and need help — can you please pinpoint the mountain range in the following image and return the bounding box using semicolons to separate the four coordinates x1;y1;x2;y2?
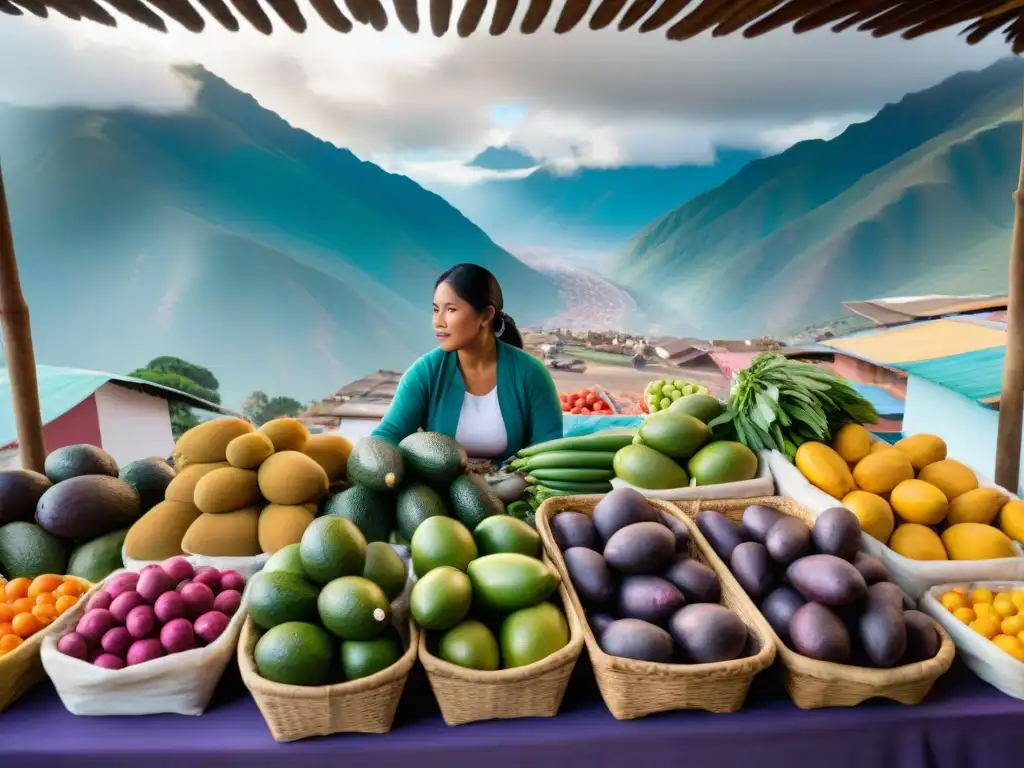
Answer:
430;147;758;251
614;58;1023;338
0;67;562;409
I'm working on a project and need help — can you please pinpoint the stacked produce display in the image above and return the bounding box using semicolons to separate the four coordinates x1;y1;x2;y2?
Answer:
513;431;635;510
409;512;570;671
702;504;942;667
711;353;878;461
551;488;752;664
641;379;711;414
248;516;409;686
0;574;89;656
559;388;614;415
124;417;352;561
0;445;175;582
938;586;1024;659
795;430;1021;561
55;557;245;669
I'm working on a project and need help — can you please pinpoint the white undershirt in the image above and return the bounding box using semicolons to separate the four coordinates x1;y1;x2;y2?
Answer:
454;388;508;459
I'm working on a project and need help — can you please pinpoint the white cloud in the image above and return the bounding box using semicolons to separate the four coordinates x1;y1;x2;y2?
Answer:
0;7;1011;174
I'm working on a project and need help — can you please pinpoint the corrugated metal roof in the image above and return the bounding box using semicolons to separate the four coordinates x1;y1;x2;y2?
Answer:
0;365;239;448
822;319;1006;365
842;295;1007;326
891;347;1005;402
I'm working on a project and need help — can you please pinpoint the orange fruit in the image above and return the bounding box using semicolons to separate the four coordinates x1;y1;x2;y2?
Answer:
971;615;1002;639
4;577;31;601
940;592;966;612
58;579;86;598
34;592;55;606
1003;614;1024;636
0;622;13;637
12;612;43;638
974;602;998;619
0;603;14;623
971;587;995;605
0;634;23;654
31;604;57;625
54;595;78;615
953;607;976;624
993;634;1024;662
994;597;1017;618
10;597;34;615
27;574;63;598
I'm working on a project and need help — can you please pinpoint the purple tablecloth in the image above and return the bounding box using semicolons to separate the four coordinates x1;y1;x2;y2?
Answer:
4;659;1023;768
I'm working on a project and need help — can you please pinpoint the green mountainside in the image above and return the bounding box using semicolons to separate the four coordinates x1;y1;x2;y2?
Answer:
615;57;1024;338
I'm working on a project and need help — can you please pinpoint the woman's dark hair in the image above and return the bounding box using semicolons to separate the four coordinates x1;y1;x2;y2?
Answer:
435;263;524;349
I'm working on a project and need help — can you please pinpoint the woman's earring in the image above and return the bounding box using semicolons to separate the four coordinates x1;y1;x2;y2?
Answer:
495;315;506;338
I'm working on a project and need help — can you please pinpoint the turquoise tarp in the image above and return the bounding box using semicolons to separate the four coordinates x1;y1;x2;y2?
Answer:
562;414;642;438
890;347;1004;402
0;366;112;446
850;383;904;417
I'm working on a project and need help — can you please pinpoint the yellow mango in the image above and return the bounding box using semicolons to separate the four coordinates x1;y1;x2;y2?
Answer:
947;487;1009;526
1000;500;1024;544
258;418;310;453
842;490;894;543
894;433;947;471
832;424;872;465
795;442;856;499
889;523;947;561
852;449;915;494
870;441;894;454
917;459;978;501
174;417;254;466
942;523;1015;561
889;479;948;526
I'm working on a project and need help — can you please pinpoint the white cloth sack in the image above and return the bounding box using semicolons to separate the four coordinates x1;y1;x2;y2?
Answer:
919;580;1024;700
121;546;270;581
768;449;1024;601
611;450;775;501
40;567;250;716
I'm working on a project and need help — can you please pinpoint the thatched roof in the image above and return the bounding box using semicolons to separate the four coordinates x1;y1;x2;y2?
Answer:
3;0;1024;51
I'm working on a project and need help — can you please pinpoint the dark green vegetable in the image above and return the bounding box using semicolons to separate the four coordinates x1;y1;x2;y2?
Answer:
511;451;617;471
529;467;613;482
709;353;878;462
526;478;612;493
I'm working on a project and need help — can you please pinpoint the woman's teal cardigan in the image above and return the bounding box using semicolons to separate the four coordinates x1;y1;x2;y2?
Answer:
372;341;563;461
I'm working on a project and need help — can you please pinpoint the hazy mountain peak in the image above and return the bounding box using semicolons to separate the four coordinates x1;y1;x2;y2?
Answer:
467;145;539;171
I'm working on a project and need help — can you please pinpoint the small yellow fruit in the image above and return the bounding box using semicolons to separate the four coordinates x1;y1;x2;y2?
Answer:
853;449;915;494
841;490;894;543
942;523;1016;561
992;634;1024;662
974;602;998;619
971;615;1002;639
895;433;947;471
953;607;976;624
917;460;979;501
947;487;1009;526
1002;614;1024;636
889;479;949;525
999;500;1024;543
1012;590;1024;611
940;591;966;612
889;523;947;561
832;424;872;465
972;587;995;605
994;595;1018;618
1018;630;1024;645
795;442;856;499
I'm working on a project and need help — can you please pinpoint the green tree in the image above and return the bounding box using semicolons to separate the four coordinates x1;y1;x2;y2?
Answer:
243;390;305;427
128;356;222;440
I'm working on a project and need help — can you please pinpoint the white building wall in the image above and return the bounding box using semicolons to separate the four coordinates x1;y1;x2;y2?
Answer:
94;383;175;466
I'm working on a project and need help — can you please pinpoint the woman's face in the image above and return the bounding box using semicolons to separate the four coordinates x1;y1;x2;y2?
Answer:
433;281;491;352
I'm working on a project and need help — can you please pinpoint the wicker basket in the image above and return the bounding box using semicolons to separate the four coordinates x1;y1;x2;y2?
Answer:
0;576;96;713
536;495;776;720
673;496;956;709
417;553;584;726
238;616;418;742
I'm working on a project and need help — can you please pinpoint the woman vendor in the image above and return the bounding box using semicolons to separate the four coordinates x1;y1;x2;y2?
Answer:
372;263;563;462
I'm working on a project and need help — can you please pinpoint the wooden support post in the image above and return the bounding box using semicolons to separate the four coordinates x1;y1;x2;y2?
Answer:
0;161;46;473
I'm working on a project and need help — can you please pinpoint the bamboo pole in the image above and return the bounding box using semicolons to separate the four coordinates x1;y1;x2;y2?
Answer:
995;95;1024;493
0;161;46;473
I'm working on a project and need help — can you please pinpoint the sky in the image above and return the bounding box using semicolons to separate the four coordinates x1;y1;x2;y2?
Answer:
0;6;1012;184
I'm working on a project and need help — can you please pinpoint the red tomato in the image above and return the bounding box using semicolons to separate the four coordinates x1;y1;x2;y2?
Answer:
585;392;599;406
570;406;583;414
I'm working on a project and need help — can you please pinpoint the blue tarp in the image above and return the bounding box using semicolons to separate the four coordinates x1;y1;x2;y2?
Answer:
562;414;642;438
891;347;1004;402
850;383;905;418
